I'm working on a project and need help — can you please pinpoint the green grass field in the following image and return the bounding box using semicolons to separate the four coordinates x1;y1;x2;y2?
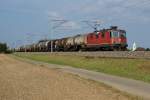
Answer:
14;53;150;83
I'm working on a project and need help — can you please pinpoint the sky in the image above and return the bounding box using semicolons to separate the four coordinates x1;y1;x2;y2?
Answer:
0;0;150;48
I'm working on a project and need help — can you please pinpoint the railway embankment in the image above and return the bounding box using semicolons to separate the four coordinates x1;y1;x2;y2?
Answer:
18;51;150;59
53;51;150;59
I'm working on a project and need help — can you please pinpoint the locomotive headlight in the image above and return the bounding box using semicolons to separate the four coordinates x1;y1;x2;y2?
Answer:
119;38;121;42
112;39;114;44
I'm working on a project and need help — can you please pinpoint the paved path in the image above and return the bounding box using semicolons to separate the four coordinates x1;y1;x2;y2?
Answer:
61;67;150;100
12;55;150;100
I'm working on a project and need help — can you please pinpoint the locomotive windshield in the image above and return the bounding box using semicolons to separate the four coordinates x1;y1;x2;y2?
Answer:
111;31;126;38
111;31;119;38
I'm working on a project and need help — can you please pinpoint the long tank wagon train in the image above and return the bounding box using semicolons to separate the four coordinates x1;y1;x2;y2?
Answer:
16;26;128;52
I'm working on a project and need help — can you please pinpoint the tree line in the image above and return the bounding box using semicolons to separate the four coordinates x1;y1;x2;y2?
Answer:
0;43;12;53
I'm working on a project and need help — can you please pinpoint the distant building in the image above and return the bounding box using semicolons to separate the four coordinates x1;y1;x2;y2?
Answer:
136;47;146;51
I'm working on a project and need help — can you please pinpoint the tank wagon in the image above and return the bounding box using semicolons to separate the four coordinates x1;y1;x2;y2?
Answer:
17;26;128;52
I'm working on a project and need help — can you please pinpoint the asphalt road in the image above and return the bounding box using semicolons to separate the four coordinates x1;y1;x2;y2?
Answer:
12;55;150;100
61;67;150;100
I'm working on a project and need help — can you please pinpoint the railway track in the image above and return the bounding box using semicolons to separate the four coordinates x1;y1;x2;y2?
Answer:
17;51;150;59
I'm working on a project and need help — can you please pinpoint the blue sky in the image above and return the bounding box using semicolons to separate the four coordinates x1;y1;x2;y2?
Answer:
0;0;150;48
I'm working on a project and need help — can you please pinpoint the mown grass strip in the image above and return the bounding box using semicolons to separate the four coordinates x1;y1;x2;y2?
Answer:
14;53;150;83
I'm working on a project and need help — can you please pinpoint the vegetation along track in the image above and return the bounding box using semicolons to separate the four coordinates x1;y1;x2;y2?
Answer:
17;51;150;59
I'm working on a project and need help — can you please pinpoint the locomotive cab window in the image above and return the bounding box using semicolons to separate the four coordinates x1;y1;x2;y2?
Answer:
120;32;126;38
101;32;105;38
110;32;112;38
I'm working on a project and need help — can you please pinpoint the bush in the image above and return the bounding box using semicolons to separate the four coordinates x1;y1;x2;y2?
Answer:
5;50;13;54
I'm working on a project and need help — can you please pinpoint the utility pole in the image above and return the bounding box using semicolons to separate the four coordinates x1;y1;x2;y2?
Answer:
49;19;68;53
50;25;53;52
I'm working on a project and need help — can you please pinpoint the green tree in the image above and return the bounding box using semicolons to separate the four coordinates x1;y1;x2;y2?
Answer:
0;43;7;53
146;48;150;51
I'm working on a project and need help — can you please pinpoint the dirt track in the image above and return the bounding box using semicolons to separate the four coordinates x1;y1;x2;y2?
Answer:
0;54;137;100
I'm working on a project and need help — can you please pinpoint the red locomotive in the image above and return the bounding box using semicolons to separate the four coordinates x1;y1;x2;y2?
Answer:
54;26;127;51
17;26;128;52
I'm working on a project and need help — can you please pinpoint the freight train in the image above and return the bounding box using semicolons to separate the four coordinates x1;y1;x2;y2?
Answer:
16;26;128;52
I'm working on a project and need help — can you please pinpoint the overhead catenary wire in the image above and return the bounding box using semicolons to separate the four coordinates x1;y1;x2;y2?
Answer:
49;19;69;52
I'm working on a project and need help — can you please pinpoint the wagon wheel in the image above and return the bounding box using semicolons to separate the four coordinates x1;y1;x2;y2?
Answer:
113;47;121;51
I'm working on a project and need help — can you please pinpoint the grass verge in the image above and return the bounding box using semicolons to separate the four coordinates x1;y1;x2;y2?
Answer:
14;53;150;83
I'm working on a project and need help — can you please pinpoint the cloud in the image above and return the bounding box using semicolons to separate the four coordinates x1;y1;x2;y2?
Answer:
46;11;81;30
71;0;150;23
47;11;63;19
61;21;81;30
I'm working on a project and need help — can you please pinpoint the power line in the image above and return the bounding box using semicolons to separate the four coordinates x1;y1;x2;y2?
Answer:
49;19;69;52
81;19;103;32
